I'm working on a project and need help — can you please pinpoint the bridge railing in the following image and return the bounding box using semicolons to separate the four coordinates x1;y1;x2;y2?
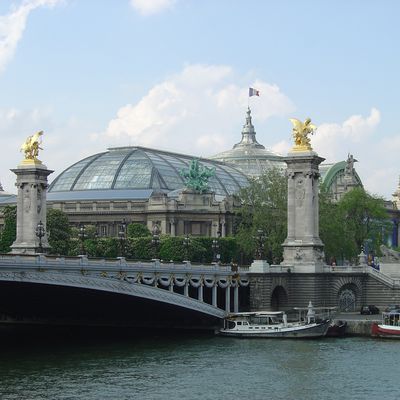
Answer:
323;264;400;287
0;253;247;276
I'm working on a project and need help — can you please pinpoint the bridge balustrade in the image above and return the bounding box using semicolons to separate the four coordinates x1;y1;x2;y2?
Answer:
0;254;249;316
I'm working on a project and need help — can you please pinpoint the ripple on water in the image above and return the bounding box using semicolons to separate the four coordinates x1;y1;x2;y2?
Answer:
0;335;399;400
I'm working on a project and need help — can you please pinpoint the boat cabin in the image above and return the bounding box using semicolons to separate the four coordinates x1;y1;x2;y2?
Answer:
224;311;287;330
383;311;400;326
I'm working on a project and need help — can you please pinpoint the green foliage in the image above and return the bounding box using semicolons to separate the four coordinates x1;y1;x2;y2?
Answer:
235;168;287;264
70;224;98;239
337;187;390;258
320;186;390;264
47;209;71;255
159;237;207;262
0;205;16;253
219;237;240;263
319;184;353;263
127;223;151;238
68;237;119;258
126;237;153;259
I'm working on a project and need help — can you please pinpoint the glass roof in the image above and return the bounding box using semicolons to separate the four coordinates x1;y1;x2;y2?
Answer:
49;147;249;197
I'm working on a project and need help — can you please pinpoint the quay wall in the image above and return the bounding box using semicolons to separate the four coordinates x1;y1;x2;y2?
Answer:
338;319;379;337
249;272;400;312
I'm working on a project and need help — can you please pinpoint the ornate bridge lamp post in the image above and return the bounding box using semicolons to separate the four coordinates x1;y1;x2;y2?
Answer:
183;234;191;262
151;224;161;259
254;229;266;260
78;224;86;256
35;220;46;254
212;237;220;264
118;218;127;257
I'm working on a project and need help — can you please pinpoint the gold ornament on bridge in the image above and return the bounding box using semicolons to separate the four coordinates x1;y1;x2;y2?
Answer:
289;118;317;152
20;131;44;165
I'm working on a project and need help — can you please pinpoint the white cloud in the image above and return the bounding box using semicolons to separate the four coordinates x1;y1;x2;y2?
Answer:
0;0;61;74
357;133;400;199
130;0;176;16
0;106;106;195
312;108;381;163
266;109;400;198
102;64;295;155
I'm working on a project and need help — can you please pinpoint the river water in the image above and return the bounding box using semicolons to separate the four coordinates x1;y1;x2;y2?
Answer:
0;331;398;400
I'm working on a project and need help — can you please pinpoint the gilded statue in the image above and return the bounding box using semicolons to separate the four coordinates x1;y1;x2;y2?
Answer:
289;118;317;151
20;131;43;163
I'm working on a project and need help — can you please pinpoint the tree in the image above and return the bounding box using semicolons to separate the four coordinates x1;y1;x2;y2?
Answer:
127;223;151;238
0;205;16;253
337;187;390;259
319;184;353;263
235;168;287;264
47;209;71;255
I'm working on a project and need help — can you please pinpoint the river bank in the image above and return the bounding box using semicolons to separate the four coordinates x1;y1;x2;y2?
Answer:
334;313;380;337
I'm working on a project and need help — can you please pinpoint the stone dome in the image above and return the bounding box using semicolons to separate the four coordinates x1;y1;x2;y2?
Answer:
209;107;286;177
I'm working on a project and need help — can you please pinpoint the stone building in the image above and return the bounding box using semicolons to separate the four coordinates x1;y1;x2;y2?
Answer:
39;146;248;237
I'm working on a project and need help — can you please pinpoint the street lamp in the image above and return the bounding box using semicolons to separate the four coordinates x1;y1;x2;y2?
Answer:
151;224;161;259
35;220;45;254
118;218;127;257
183;234;191;261
78;224;86;255
254;229;266;260
212;237;219;264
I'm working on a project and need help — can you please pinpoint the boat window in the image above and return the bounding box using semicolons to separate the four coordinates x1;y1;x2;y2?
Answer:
237;321;242;325
243;322;249;326
227;321;235;329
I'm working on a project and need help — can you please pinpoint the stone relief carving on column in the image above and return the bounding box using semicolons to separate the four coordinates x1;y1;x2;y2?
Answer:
37;187;42;214
295;177;305;206
295;247;303;260
286;171;296;179
23;187;31;212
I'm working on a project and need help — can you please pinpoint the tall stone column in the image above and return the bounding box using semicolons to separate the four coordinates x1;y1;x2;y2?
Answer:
11;162;53;254
170;218;176;236
281;151;325;272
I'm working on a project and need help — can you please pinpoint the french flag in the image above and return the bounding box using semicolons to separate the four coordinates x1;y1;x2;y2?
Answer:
249;87;260;97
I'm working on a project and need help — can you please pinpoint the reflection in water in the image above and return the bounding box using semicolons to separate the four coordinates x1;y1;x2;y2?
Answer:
0;327;399;400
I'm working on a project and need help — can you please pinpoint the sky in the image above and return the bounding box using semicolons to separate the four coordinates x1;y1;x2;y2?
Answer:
0;0;399;199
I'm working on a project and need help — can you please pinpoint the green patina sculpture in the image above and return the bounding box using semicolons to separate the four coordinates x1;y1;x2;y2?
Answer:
180;159;215;193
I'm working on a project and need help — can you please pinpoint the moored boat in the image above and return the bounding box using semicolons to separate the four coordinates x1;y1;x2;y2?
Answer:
219;302;330;339
371;311;400;338
326;320;347;337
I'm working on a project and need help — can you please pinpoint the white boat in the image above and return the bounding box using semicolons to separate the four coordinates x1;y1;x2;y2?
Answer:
219;303;330;339
371;311;400;339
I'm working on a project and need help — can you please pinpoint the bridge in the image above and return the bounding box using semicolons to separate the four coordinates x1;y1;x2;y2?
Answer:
0;254;249;330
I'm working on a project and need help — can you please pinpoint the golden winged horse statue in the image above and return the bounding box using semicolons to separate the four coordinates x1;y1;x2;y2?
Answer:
289;118;317;151
20;131;44;162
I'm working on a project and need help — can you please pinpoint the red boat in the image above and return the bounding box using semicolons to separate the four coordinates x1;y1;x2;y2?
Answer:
371;311;400;338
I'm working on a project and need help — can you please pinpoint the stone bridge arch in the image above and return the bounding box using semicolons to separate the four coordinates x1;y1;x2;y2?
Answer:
0;270;227;320
332;276;363;311
270;277;289;310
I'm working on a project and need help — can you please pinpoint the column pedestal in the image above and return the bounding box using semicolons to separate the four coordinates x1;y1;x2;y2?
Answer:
10;162;53;254
281;151;325;272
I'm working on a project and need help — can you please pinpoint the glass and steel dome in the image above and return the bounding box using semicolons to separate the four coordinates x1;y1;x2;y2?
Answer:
210;107;286;177
49;146;249;199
